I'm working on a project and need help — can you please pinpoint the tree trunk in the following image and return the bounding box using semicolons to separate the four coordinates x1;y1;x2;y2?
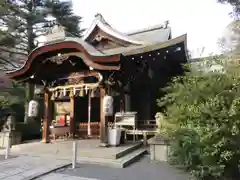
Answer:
24;2;35;123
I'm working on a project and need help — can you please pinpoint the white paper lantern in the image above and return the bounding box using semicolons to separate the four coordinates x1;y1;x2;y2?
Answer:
28;100;39;117
103;95;113;116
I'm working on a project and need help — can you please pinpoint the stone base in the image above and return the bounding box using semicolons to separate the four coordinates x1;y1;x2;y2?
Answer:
150;144;169;161
148;135;170;162
0;131;22;148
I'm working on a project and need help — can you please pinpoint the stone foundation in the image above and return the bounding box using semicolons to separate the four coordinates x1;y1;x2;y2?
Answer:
148;135;169;162
0;131;22;148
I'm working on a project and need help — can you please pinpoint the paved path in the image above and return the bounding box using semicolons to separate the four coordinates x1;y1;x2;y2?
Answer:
38;173;100;180
0;155;70;180
39;156;191;180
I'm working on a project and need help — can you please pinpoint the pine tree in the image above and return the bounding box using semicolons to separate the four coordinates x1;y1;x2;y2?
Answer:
0;0;84;122
218;0;240;17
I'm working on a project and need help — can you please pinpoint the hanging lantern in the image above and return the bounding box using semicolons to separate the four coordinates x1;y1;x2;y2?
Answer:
28;100;39;117
103;95;114;116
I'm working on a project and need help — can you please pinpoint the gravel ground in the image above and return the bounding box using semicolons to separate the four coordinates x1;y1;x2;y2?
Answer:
56;156;191;180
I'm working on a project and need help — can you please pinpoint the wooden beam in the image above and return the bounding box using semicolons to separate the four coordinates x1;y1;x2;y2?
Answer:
70;94;76;138
42;89;51;143
99;87;108;146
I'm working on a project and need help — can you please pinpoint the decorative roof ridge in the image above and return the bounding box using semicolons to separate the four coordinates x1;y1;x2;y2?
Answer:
126;20;170;36
82;13;144;45
94;13;110;26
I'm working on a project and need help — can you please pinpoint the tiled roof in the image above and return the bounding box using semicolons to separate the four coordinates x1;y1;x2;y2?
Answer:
82;14;144;45
6;14;186;74
79;14;173;55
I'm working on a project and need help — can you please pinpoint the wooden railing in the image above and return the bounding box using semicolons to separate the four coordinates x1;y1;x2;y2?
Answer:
76;122;115;138
76;122;100;138
51;120;158;139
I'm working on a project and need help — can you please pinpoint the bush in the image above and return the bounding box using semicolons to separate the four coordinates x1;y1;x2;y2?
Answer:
0;82;25;122
157;64;240;180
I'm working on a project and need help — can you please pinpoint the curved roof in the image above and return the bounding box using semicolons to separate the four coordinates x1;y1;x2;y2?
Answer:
6;14;186;80
83;14;145;45
6;40;120;78
83;14;171;46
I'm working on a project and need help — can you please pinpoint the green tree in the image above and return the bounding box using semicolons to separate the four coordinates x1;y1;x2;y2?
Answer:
218;0;240;17
0;0;84;122
157;60;240;179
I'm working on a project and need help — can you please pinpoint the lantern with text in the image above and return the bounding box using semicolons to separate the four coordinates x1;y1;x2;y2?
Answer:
103;95;113;116
28;100;39;117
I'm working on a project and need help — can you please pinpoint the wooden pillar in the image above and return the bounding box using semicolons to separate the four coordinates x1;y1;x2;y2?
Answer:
70;95;76;138
100;87;108;146
42;90;51;143
125;84;131;111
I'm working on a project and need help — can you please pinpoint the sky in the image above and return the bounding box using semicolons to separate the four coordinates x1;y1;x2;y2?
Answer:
72;0;233;58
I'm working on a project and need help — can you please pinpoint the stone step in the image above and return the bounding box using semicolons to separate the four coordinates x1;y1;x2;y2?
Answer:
77;148;147;168
113;142;143;159
4;147;147;168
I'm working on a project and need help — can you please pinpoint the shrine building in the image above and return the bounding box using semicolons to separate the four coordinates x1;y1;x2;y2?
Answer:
6;14;188;144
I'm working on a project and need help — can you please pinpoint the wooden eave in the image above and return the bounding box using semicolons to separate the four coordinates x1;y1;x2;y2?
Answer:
6;41;121;79
122;34;187;56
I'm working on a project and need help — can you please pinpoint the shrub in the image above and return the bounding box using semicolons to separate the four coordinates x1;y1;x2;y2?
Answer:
0;82;25;122
157;63;240;180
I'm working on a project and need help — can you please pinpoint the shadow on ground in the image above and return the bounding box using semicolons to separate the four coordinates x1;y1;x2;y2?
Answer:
56;156;191;180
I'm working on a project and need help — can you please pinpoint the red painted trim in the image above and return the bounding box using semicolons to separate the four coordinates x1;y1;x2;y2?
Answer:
7;41;120;78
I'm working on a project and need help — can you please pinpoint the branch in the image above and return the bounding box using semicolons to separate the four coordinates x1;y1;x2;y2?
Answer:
0;56;20;69
0;47;27;56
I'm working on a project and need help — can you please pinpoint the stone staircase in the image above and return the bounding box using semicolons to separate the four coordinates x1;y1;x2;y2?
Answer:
76;142;147;168
5;140;147;168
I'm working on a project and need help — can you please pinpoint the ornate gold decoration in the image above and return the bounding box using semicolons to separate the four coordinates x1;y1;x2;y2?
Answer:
45;54;69;65
95;34;104;42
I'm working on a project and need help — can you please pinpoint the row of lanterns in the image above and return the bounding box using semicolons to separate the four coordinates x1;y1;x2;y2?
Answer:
28;93;114;118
